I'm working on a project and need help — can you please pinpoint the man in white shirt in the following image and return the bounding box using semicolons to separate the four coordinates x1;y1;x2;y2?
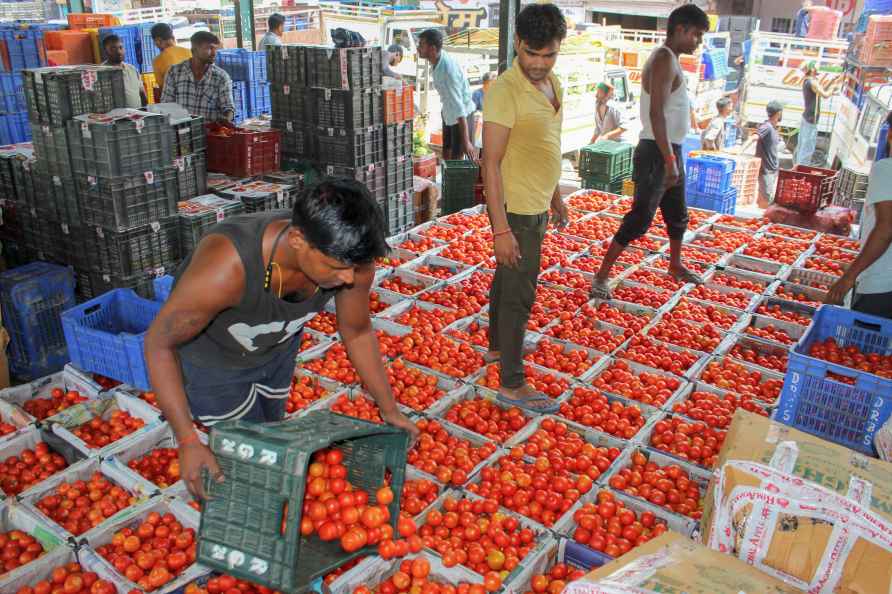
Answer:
258;14;285;51
701;97;732;151
383;44;404;79
590;82;625;144
102;34;146;108
825;113;892;319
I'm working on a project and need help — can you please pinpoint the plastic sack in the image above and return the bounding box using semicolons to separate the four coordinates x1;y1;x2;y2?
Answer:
764;204;854;236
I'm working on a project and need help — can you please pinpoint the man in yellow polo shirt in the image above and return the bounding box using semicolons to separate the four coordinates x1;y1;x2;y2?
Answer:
483;3;568;413
151;23;192;93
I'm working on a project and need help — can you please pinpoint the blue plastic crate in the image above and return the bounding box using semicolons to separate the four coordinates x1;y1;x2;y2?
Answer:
687;186;737;214
0;262;76;381
60;288;162;391
681;132;701;169
216;48;267;82
564;540;612;570
0;111;29;144
231;80;247;123
686;154;735;194
775;305;892;456
99;26;142;71
723;120;738;148
702;49;729;80
153;274;173;302
138;23;160;74
247;81;270;116
0;72;24;113
1;29;44;72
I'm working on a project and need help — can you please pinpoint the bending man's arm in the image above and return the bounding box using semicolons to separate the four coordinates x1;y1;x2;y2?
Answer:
825;201;892;304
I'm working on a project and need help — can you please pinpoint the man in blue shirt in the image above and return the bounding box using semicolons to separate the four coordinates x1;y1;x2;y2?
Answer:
418;28;478;160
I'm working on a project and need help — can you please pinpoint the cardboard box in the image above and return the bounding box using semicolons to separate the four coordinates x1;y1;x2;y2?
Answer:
563;532;800;594
701;410;892;593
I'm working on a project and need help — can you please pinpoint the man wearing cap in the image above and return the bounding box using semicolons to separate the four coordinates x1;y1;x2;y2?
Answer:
796;61;832;166
590;82;625;144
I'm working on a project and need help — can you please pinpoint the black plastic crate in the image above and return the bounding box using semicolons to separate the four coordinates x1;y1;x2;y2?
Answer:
278;124;315;162
311;87;382;129
441;159;480;215
84;216;181;277
262;170;305;190
30;218;69;265
83;269;168;301
316;125;384;168
386;155;413;195
30;123;73;179
270;84;308;125
178;194;245;254
77;167;179;232
23;66;126;126
9;155;36;207
305;46;382;90
38;172;80;226
321;162;386;203
67;110;174;177
385;121;413;161
175;151;209;201
172;115;207;157
382;191;414;235
218;180;300;214
266;45;307;86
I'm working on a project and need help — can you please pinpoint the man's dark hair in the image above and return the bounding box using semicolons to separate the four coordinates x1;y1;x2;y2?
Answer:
150;23;175;42
387;43;404;57
716;97;731;112
102;34;121;48
418;29;443;51
516;4;567;49
191;31;220;47
767;100;784;116
292;179;388;265
268;13;285;31
667;4;710;37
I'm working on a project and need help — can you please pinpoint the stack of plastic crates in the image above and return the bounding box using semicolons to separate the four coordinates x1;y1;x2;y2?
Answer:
177;194;244;254
685;154;736;213
22;65;126;126
833;165;870;222
197;411;410;593
775;164;838;213
775;306;892;457
0;25;46;144
859;14;892;66
702;49;729;80
231;81;247;123
266;45;310;161
0;144;34;266
726;154;760;206
216;48;269;119
0;262;75;380
578;140;633;194
442;159;480;215
383;118;414;234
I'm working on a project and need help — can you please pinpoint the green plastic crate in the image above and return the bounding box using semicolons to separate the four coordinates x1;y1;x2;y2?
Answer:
579;141;633;182
197;411;410;593
442;159;479;215
581;176;625;194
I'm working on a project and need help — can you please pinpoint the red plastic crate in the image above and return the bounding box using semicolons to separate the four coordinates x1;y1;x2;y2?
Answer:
413;153;437;179
206;123;281;178
775;165;838;213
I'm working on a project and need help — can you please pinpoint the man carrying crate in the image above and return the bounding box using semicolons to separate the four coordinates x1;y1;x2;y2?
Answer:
144;181;419;498
483;4;569;414
590;4;710;300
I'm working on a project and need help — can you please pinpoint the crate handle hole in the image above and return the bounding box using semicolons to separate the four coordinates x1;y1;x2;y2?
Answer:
852;319;883;334
83;303;102;315
280;500;288;536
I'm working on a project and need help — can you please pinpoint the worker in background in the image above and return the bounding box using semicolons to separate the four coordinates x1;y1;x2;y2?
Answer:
796;61;832;165
591;4;710;301
383;44;404;79
701;97;732;150
483;4;568;413
418;29;478;160
756;101;784;209
151;23;191;94
258;13;285;50
144;180;419;498
102;34;146;108
793;0;813;37
161;32;235;123
825;111;892;319
589;82;625;144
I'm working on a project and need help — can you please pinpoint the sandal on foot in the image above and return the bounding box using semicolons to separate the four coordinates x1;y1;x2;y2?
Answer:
589;278;613;301
496;391;560;414
670;269;705;285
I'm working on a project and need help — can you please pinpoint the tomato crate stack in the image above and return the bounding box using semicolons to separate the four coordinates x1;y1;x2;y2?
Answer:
775;164;838;213
775;306;892;457
197;411;410;594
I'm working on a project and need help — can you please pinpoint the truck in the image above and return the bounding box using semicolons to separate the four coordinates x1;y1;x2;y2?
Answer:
317;1;446;80
443;28;637;154
828;84;892;171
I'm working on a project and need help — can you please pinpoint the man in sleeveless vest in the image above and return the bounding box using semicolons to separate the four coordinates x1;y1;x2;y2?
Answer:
590;4;710;300
144;180;419;497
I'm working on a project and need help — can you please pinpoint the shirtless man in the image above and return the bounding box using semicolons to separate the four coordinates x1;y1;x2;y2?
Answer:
590;4;710;299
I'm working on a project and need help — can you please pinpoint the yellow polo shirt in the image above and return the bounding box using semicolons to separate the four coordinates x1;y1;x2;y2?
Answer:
153;45;192;91
483;62;563;215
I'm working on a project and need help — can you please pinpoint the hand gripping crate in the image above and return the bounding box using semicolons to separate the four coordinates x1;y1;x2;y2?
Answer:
578;140;633;182
174;151;209;201
60;288;162;390
310;87;382;129
316;125;385;168
775;164;838;213
178;194;245;254
197;410;410;593
0;262;75;381
686;154;736;194
206;123;281;178
76;167;179;232
304;46;382;90
22;66;126;126
775;305;892;457
216;48;267;82
83;216;181;278
266;45;307;87
67;109;175;177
